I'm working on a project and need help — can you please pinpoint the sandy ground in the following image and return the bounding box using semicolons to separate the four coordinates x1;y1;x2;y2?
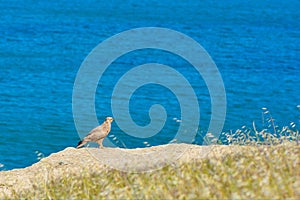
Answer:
0;144;244;198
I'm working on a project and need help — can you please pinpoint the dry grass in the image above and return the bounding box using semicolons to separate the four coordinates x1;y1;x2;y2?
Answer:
9;143;299;200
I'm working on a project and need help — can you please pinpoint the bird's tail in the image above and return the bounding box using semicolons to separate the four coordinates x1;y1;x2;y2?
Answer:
76;140;85;149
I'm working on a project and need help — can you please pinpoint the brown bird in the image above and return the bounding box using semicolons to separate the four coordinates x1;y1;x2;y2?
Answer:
76;117;114;149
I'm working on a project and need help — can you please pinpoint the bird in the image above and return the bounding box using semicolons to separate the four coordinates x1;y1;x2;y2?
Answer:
76;117;114;149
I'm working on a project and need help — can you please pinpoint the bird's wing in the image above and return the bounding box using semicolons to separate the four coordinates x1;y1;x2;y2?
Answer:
84;125;106;141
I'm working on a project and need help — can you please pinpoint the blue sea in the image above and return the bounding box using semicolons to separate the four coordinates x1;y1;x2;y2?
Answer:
0;0;299;170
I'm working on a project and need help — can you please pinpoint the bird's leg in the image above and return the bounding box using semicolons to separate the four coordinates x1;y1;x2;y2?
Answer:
98;139;104;149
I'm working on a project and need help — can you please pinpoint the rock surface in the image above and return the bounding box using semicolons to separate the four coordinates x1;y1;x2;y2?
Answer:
0;144;243;198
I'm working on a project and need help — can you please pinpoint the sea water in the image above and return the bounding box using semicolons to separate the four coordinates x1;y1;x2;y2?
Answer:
0;0;299;170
